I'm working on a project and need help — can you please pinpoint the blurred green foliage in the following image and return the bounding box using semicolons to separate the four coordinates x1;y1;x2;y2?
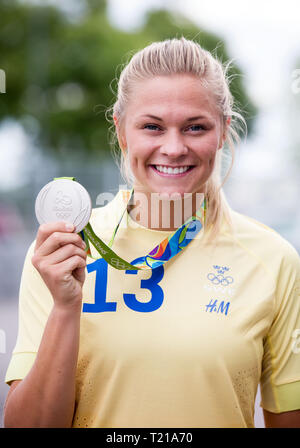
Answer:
0;0;256;158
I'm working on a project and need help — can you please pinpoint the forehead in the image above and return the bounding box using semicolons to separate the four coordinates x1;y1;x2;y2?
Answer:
126;74;219;121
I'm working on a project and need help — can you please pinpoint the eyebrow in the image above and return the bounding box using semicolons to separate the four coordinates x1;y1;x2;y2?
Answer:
186;115;210;122
140;114;211;122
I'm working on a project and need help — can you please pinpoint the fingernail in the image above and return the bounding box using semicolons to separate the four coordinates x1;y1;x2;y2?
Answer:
65;222;74;231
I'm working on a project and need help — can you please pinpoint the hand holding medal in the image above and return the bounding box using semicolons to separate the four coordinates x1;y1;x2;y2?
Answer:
32;178;91;307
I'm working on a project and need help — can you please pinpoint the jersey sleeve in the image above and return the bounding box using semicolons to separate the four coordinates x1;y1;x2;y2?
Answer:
260;243;300;413
5;240;54;385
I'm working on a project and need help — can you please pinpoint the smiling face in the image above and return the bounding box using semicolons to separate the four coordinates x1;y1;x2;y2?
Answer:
115;74;226;198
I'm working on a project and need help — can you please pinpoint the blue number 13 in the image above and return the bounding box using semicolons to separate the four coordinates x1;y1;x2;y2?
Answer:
82;258;164;313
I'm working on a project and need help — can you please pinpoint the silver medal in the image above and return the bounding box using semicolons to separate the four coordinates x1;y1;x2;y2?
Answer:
35;178;92;233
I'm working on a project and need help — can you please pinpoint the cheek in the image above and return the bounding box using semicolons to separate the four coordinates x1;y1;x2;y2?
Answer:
196;143;218;164
126;146;149;178
127;137;154;170
198;131;220;156
124;125;149;153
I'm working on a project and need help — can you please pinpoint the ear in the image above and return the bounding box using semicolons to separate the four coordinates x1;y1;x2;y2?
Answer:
218;116;231;150
113;114;127;152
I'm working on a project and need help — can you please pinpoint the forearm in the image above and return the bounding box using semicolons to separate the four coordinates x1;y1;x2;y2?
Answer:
4;302;81;428
264;409;300;428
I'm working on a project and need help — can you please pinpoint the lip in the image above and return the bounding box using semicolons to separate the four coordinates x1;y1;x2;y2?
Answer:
149;165;195;177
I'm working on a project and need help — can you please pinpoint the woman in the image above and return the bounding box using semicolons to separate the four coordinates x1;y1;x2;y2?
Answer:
4;37;300;428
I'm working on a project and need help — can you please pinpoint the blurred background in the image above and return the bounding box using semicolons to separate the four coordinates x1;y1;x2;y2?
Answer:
0;0;300;428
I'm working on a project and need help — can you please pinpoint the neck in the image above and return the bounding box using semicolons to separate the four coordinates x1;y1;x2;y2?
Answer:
127;188;205;231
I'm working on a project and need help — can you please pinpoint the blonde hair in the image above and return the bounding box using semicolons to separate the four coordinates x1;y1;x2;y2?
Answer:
107;37;247;243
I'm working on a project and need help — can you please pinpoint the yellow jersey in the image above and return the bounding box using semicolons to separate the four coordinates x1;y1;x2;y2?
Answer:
5;189;300;427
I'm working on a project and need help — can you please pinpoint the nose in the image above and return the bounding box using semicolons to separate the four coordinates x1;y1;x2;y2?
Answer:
159;129;188;158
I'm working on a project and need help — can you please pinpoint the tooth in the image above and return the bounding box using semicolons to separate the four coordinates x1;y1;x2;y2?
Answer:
155;165;191;174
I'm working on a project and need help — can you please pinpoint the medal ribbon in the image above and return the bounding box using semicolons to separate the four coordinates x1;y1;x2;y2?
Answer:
55;178;206;271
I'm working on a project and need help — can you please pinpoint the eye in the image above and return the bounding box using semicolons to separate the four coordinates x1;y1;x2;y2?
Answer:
143;124;161;131
185;124;205;132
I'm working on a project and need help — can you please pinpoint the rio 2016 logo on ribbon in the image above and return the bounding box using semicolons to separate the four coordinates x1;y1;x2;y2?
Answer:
0;69;6;93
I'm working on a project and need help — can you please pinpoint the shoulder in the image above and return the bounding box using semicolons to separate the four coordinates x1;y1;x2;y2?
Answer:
224;207;300;275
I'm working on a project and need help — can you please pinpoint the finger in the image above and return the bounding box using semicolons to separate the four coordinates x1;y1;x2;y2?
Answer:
44;244;87;266
37;231;85;257
73;266;86;284
56;255;87;278
35;221;75;251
